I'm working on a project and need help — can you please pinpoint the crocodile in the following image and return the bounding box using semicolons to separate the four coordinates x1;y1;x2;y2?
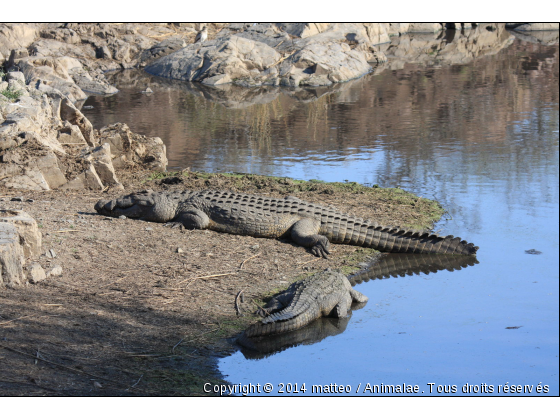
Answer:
243;269;367;337
94;190;479;257
240;254;480;341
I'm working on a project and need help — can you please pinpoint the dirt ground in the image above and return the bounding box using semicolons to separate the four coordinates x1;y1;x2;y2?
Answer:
0;170;444;395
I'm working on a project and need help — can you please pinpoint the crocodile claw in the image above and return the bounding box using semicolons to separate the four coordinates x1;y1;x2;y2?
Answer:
311;241;330;259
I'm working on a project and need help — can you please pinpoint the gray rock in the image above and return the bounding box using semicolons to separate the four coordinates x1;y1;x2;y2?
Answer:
0;210;42;259
0;222;26;287
27;262;46;283
6;71;26;84
46;264;63;277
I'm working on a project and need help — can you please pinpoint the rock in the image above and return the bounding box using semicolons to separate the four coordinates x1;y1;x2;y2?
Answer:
0;23;40;57
46;249;57;258
507;23;559;31
27;262;46;283
69;67;119;95
6;71;26;84
119;215;127;219
59;96;97;146
97;123;168;171
0;223;26;287
10;197;24;202
46;264;63;277
59;162;104;190
176;247;184;253
0;210;42;258
81;143;122;188
138;36;187;66
510;30;559;45
57;121;88;144
143;87;153;93
146;35;282;85
407;23;444;33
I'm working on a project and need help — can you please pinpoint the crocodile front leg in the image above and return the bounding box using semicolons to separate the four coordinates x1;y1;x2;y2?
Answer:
290;218;330;258
174;208;210;230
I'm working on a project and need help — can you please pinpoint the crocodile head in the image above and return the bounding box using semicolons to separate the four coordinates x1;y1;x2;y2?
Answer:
94;190;179;222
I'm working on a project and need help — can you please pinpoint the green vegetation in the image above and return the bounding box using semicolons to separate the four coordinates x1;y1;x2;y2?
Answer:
0;69;24;102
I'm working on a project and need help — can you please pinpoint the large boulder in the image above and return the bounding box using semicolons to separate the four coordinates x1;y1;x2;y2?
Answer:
0;210;43;287
146;35;282;86
0;23;41;57
0;210;42;259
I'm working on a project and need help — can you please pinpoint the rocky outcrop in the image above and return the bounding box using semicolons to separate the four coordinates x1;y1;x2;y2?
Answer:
145;23;503;87
1;73;168;191
146;23;391;87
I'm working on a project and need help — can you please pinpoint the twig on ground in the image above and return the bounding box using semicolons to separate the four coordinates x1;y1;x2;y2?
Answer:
0;315;34;326
235;290;244;316
176;272;236;286
126;374;144;391
239;253;261;269
297;257;321;266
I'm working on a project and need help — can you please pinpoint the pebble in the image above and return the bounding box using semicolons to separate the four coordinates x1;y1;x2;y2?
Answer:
26;199;34;203
145;227;153;231
45;249;57;258
119;215;127;219
177;247;184;253
10;197;24;202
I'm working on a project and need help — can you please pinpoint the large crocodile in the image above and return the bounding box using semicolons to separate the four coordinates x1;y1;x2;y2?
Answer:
243;269;368;338
95;190;478;257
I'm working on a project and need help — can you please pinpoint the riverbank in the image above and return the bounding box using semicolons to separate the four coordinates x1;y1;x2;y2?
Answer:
0;171;445;395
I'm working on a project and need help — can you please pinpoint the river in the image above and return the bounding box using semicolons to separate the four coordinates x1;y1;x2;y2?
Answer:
83;29;559;396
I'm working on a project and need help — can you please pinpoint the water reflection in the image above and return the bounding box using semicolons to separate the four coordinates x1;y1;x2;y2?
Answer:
238;315;354;360
349;254;479;285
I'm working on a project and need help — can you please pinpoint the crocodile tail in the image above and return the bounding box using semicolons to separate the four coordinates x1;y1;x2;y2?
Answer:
331;219;478;255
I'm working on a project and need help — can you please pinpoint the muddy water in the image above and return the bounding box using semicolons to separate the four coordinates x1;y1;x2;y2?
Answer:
83;32;559;396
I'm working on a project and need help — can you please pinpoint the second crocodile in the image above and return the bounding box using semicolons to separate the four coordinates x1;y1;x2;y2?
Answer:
243;269;368;337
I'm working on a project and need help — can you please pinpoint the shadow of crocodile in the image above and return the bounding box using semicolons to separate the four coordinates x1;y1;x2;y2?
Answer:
237;254;479;359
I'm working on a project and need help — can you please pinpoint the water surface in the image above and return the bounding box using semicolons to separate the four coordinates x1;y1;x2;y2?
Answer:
83;31;559;396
